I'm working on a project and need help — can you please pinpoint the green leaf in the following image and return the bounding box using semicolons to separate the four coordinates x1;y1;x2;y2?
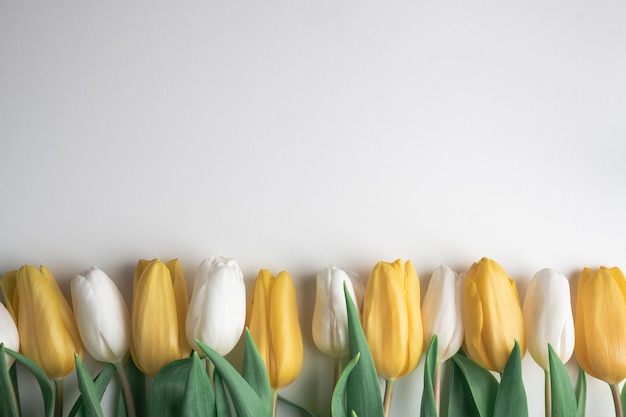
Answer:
446;358;482;417
6;347;55;417
213;368;231;417
344;283;385;417
548;345;576;417
197;340;270;417
493;341;527;417
420;335;438;417
10;360;20;415
68;363;115;417
575;368;586;417
0;344;19;417
451;353;498;417
331;353;360;417
241;329;272;413
278;395;319;417
74;354;105;417
182;353;215;417
117;357;147;417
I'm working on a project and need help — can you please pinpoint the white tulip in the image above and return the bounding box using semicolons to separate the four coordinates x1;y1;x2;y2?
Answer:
312;265;364;359
523;268;575;370
421;265;464;363
186;257;246;356
0;302;19;367
71;267;131;364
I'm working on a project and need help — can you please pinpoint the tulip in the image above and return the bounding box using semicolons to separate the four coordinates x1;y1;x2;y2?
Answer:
462;257;525;373
522;268;574;371
246;269;303;393
421;266;464;364
131;258;190;377
0;301;19;367
0;266;84;380
71;266;131;364
575;266;626;386
363;259;423;380
186;257;246;356
312;265;363;359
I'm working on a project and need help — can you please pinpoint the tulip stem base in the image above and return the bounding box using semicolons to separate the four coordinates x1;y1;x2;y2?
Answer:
333;357;343;387
272;391;278;417
116;362;137;417
54;379;63;417
383;379;396;417
434;363;442;415
611;383;623;417
544;370;552;417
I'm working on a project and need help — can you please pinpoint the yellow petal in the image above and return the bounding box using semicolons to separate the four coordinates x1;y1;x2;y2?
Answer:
166;259;190;358
270;271;303;389
246;270;274;383
402;260;423;377
0;270;18;321
131;260;180;376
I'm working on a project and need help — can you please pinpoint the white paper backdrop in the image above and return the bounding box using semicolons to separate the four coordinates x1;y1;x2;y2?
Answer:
1;1;626;416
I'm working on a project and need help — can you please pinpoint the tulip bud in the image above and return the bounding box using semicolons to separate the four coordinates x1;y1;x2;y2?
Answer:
246;269;303;390
574;266;626;384
462;257;525;373
0;301;19;367
0;266;84;379
362;259;423;380
312;265;363;359
71;266;131;364
522;268;574;371
131;259;190;377
186;257;246;356
421;266;464;363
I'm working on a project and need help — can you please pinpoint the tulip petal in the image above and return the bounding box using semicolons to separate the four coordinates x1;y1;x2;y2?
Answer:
246;270;274;384
166;259;190;358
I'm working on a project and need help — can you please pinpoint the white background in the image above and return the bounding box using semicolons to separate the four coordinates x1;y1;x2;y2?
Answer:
1;1;626;416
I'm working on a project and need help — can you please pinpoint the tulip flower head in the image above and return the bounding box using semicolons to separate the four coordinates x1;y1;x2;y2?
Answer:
0;301;19;367
246;269;303;390
421;265;464;363
312;265;364;359
0;265;84;379
71;266;131;364
522;268;574;371
186;257;246;356
575;266;626;385
131;258;190;377
462;257;525;373
362;259;423;380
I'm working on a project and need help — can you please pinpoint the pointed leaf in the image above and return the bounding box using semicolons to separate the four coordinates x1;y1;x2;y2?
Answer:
6;347;54;417
451;353;498;417
421;336;438;417
493;342;527;417
10;361;20;415
0;345;19;417
575;368;586;417
74;354;105;417
117;357;147;417
548;345;576;417
242;329;272;412
344;283;384;417
446;358;481;417
278;395;319;417
331;353;360;417
182;353;215;417
69;363;116;417
150;357;198;417
213;368;231;417
197;340;270;417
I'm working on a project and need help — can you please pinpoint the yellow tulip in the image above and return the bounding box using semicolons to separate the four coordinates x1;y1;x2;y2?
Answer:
574;266;626;385
0;265;84;379
130;259;190;376
462;257;526;373
362;259;423;380
246;269;303;390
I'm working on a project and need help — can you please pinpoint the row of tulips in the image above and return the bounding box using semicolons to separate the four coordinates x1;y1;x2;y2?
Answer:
0;256;625;417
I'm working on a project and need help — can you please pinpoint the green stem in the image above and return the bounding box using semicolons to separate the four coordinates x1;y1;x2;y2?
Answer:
610;383;623;417
115;362;137;417
434;363;442;416
272;390;278;417
54;379;63;417
205;359;215;384
383;379;396;417
545;369;552;417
